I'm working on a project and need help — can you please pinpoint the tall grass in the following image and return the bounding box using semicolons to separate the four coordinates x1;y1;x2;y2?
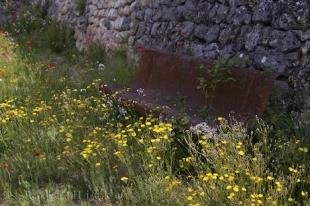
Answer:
0;5;309;206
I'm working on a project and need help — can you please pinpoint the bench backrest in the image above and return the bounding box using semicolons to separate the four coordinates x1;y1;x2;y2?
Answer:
134;48;277;121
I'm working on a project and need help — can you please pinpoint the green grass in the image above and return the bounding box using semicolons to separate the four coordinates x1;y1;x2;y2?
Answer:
0;6;309;206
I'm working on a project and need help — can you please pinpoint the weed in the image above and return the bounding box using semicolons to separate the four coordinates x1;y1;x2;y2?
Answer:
44;22;76;54
75;0;87;14
197;58;237;101
0;5;309;206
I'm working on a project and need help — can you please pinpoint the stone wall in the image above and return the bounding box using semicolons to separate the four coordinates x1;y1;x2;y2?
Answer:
7;0;310;113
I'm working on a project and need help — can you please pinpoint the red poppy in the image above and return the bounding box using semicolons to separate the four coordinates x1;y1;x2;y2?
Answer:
47;63;56;71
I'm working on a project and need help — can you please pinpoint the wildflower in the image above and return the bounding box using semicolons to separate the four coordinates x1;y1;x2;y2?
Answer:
288;167;298;173
301;191;308;197
217;117;224;121
136;88;145;96
238;150;245;156
267;176;274;180
97;63;105;71
95;162;101;167
164;176;170;180
226;185;232;190
227;192;235;200
275;181;283;192
228;175;235;182
233;185;239;192
298;147;308;153
47;63;56;71
250;176;263;183
120;176;129;183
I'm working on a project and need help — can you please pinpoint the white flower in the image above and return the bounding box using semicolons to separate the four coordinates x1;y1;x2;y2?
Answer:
190;122;217;137
119;107;127;115
98;63;105;71
136;88;145;96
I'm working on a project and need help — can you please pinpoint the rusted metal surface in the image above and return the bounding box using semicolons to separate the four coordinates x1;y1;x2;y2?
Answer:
100;48;278;125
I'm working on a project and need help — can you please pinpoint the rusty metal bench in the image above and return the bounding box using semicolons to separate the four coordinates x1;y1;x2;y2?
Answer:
100;48;278;125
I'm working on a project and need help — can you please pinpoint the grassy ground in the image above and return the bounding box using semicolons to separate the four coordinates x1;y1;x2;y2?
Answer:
0;5;309;206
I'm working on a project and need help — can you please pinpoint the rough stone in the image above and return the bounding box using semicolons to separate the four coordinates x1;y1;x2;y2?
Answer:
253;0;272;23
204;43;220;59
269;30;301;52
301;41;310;55
219;26;234;45
181;21;195;38
245;25;262;51
113;17;131;31
205;25;220;43
151;22;161;36
214;4;229;23
300;30;310;41
182;1;196;21
252;50;288;73
220;44;234;59
231;6;251;26
194;24;208;40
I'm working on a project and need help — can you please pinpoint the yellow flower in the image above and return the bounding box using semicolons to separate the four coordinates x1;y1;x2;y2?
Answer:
95;162;101;167
267;176;274;180
227;192;235;200
228;175;235;182
65;133;72;138
238;151;245;156
187;195;193;201
120;176;129;183
288;167;298;173
301;191;308;197
233;186;239;192
298;147;308;153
